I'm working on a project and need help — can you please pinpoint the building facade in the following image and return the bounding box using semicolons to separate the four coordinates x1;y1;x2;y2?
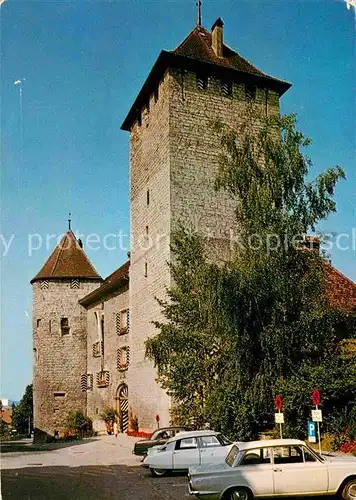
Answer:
31;18;356;439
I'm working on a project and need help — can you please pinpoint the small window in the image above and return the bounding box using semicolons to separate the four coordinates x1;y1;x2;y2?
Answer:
60;318;70;335
146;189;150;205
246;84;256;101
146;225;149;236
154;87;159;103
303;447;317;462
272;446;304;465
54;408;59;414
70;279;79;289
196;74;208;90
117;346;130;370
240;448;271;466
144;262;148;277
49;320;51;333
36;319;41;328
54;392;66;398
221;80;232;97
176;437;197;450
199;435;221;448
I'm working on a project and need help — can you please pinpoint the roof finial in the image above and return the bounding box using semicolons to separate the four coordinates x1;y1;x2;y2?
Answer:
68;213;72;231
196;0;202;26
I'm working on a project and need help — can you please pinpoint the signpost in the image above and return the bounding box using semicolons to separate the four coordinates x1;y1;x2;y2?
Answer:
274;395;284;439
311;390;322;455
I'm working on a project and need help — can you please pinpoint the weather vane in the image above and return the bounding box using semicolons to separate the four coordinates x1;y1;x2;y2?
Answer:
196;0;202;26
68;213;72;231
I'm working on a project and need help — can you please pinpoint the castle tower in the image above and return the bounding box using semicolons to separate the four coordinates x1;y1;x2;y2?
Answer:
31;229;102;441
122;19;291;430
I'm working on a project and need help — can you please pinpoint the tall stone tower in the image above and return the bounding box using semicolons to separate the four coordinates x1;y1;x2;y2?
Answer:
122;19;291;430
31;229;102;441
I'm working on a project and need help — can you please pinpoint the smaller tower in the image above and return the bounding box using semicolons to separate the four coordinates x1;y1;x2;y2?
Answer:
31;228;102;441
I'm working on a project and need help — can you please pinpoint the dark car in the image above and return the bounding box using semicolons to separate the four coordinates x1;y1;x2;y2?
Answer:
133;426;190;456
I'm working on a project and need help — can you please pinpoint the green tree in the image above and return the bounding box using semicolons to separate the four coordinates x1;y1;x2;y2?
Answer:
65;410;93;438
12;384;33;435
146;113;355;440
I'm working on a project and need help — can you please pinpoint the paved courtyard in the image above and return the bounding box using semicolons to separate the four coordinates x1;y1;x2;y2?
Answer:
1;434;189;499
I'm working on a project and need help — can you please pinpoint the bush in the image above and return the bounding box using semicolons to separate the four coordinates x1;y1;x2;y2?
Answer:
65;410;93;438
100;407;117;434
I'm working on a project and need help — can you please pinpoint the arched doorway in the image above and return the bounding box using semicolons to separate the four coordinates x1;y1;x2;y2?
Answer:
116;384;129;432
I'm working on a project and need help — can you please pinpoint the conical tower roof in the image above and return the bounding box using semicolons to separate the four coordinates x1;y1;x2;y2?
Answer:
30;231;102;284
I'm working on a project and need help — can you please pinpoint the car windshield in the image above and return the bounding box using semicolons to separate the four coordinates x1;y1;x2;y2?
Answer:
217;433;232;446
225;445;239;467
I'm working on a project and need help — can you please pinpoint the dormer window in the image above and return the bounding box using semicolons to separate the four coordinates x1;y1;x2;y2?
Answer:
196;74;208;90
221;80;232;97
246;84;257;101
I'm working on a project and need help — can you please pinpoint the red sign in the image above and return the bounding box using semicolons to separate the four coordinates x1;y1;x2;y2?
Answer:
155;414;160;422
312;389;320;406
275;395;283;411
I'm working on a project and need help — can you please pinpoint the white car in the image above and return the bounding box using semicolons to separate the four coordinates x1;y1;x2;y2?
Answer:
143;430;233;477
188;438;356;500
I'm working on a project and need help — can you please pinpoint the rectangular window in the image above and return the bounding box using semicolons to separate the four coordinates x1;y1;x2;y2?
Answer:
36;319;41;328
60;318;70;335
196;74;208;90
221;80;232;97
144;262;148;277
246;84;256;101
146;189;150;205
54;392;66;398
272;446;304;464
117;346;130;370
154;87;159;103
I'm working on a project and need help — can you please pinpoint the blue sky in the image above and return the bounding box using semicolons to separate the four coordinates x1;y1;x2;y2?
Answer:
1;0;355;401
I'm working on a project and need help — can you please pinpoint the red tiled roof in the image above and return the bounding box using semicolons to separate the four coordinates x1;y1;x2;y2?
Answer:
31;231;102;284
79;261;129;306
324;262;356;313
173;25;280;81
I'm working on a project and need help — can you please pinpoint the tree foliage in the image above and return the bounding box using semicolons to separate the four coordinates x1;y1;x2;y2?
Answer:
65;410;93;438
146;113;355;440
12;384;33;435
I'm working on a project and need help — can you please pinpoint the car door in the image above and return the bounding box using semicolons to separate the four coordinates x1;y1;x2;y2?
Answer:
198;435;229;465
236;447;274;496
172;437;200;469
272;445;328;495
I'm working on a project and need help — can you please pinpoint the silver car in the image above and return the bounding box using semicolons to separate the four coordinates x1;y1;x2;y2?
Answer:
188;438;356;500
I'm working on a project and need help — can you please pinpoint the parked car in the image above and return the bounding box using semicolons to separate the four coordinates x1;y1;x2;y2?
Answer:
143;430;232;477
133;426;190;456
188;438;356;500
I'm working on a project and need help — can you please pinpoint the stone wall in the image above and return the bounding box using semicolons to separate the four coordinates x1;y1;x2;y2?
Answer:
32;279;100;440
170;69;280;262
128;72;172;431
127;67;281;431
85;285;129;432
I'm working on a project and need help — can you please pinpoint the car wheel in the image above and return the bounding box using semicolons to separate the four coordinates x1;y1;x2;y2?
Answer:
342;479;356;500
150;468;167;477
225;488;251;500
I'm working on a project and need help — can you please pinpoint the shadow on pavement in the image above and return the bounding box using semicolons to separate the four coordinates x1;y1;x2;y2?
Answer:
1;464;188;500
0;437;98;454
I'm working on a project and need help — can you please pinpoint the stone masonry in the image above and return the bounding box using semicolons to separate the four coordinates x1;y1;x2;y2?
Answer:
32;17;356;438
